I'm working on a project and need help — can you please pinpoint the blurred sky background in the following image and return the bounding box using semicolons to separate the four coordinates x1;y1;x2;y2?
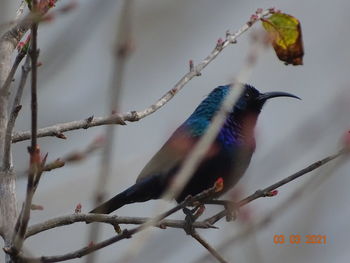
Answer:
1;0;350;262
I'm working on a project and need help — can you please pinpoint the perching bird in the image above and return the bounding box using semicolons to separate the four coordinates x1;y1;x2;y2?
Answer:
90;84;299;214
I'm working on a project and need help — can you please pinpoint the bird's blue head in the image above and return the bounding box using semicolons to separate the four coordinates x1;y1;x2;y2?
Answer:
232;84;300;114
184;84;299;136
192;84;299;117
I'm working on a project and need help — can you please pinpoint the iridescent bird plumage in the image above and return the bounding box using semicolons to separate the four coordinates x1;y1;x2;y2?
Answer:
90;84;299;214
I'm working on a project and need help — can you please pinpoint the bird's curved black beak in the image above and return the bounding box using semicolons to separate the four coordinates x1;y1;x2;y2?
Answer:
257;91;301;103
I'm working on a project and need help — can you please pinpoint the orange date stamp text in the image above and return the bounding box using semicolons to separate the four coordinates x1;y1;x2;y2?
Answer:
273;234;326;244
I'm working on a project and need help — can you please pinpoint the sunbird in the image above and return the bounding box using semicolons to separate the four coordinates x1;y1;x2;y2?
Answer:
90;84;299;214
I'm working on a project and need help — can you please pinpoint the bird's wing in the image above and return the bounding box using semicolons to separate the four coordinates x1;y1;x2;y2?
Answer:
136;127;196;183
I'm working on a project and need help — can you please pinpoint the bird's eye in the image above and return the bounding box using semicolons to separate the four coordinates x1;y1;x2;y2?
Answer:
245;93;250;98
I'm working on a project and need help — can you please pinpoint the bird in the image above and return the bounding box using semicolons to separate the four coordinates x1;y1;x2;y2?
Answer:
90;84;299;214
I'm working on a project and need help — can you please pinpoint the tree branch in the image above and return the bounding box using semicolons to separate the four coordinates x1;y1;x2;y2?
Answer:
25;214;216;239
29;16;38;151
3;54;30;169
191;230;228;263
205;148;347;225
0;48;26;97
11;8;273;144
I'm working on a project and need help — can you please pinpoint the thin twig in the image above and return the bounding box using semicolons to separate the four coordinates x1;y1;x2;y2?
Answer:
22;227;143;262
43;136;104;171
0;49;26;97
15;137;104;180
12;114;127;142
25;214;216;239
11;9;273;144
191;230;228;263
15;1;26;21
205;148;346;225
3;55;30;169
29;19;38;150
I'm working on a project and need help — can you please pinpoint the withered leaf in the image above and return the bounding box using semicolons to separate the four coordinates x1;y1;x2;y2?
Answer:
262;13;304;65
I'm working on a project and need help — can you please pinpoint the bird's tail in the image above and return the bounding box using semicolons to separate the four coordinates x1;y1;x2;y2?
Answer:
89;191;129;214
89;176;163;214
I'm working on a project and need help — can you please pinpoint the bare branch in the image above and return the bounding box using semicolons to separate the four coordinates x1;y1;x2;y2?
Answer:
205;148;347;225
15;136;104;181
15;1;26;21
11;8;273;144
3;55;30;169
0;49;26;97
44;136;104;172
29;14;38;151
191;230;228;263
12;114;127;143
25;214;216;239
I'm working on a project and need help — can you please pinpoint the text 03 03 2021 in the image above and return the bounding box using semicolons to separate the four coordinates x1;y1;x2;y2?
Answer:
273;234;327;244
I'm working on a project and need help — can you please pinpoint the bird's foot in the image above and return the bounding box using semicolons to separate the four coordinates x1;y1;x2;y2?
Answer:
203;200;239;222
183;207;195;235
183;205;206;235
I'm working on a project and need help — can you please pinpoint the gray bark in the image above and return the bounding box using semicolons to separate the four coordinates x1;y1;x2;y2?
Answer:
0;11;19;263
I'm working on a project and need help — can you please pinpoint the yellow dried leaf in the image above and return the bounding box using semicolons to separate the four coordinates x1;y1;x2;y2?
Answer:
262;13;304;65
